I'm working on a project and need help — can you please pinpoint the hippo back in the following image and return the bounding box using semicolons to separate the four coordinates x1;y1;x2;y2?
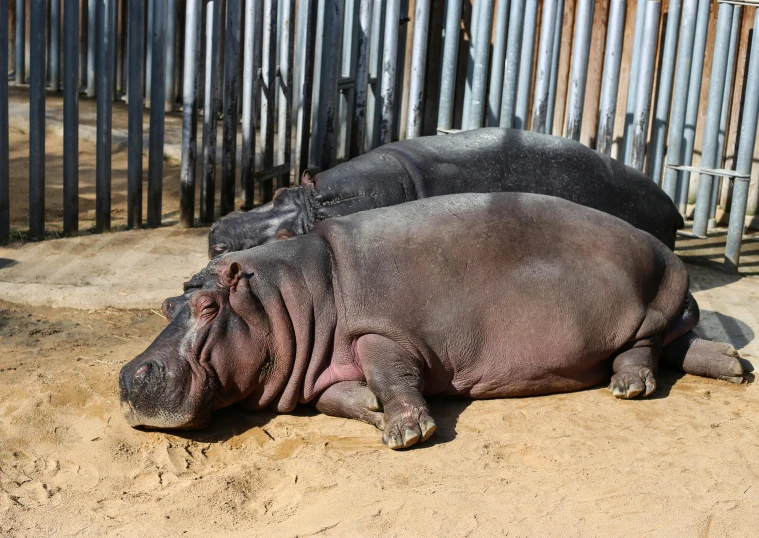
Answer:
312;129;682;249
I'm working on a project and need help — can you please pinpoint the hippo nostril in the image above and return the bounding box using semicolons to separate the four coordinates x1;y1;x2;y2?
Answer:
135;362;153;378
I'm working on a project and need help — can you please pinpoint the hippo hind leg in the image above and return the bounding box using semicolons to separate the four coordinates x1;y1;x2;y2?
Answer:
608;335;663;399
661;331;744;384
313;380;386;430
355;334;436;450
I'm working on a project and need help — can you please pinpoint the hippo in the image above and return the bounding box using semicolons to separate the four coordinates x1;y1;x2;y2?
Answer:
121;194;742;449
208;128;683;258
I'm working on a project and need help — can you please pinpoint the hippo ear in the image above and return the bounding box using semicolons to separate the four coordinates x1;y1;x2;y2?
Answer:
221;262;243;289
276;229;295;241
300;169;314;186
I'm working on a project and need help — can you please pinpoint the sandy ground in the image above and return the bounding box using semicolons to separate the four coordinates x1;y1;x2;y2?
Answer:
0;263;756;538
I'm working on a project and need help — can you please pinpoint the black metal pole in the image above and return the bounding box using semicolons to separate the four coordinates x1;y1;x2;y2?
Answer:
96;0;114;232
29;0;46;241
220;0;241;216
0;0;9;244
128;0;145;228
147;0;166;227
63;0;80;235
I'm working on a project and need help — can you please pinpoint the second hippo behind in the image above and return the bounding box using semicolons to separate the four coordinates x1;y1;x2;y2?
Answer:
208;128;683;258
123;193;742;450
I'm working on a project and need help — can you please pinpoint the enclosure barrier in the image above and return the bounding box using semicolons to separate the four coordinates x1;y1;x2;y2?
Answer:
1;0;759;270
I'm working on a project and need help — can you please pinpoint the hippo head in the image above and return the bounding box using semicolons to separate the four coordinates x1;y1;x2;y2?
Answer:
208;187;307;258
120;263;273;429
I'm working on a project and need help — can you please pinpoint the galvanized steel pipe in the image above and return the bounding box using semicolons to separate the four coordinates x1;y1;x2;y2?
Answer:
380;0;401;144
486;0;510;126
499;0;524;128
545;0;564;133
468;0;494;130
676;0;710;212
595;0;625;155
408;0;432;136
241;0;261;208
531;0;558;134
629;0;660;171
260;0;278;200
564;0;594;140
437;0;462;130
277;0;295;189
725;7;759;271
661;0;697;202
621;0;648;163
201;0;222;223
351;0;374;155
514;0;537;130
692;2;734;238
179;0;202;227
647;0;681;183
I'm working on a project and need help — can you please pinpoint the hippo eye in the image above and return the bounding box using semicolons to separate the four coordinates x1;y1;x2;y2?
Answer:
212;244;228;257
193;296;219;321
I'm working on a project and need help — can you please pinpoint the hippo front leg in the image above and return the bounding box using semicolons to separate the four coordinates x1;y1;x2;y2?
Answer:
313;381;386;430
355;334;437;450
608;336;663;399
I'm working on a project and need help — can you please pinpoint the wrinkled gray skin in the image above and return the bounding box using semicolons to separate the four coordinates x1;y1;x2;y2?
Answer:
121;194;743;449
208;128;683;258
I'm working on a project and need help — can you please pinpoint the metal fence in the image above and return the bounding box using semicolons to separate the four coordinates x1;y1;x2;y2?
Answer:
1;0;759;270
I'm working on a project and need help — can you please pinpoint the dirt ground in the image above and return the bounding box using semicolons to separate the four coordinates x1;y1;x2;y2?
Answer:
0;263;755;537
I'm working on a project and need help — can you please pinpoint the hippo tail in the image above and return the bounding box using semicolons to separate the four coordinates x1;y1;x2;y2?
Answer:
660;293;745;383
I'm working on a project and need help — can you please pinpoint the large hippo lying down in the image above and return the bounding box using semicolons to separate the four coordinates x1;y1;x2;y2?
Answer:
121;194;742;449
208;128;684;258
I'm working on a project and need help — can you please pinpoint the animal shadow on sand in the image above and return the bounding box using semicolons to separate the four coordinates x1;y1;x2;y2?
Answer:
171;398;473;447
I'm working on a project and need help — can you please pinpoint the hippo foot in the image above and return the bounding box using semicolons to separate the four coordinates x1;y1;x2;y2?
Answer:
313;381;386;430
381;401;437;450
608;367;656;399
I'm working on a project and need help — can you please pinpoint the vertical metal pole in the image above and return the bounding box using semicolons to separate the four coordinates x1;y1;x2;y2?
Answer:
201;0;222;223
179;0;201;227
0;0;8;244
486;0;510;127
29;0;46;240
407;0;431;137
531;0;557;134
595;0;625;155
629;0;660;171
164;0;177;112
296;0;317;178
709;5;741;227
462;0;481;130
675;0;709;213
647;0;681;183
63;0;79;234
351;0;374;155
621;0;648;163
437;0;462;130
499;0;525;128
513;0;537;130
118;0;127;94
15;0;25;84
380;0;401;144
81;0;88;87
87;0;96;96
661;0;697;202
111;0;118;99
277;0;295;188
725;8;759;271
220;0;241;216
145;0;153;102
128;0;145;229
241;0;260;208
147;0;166;226
96;0;114;232
51;0;61;92
564;0;594;140
467;0;494;130
692;3;734;238
260;0;277;200
545;0;563;133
